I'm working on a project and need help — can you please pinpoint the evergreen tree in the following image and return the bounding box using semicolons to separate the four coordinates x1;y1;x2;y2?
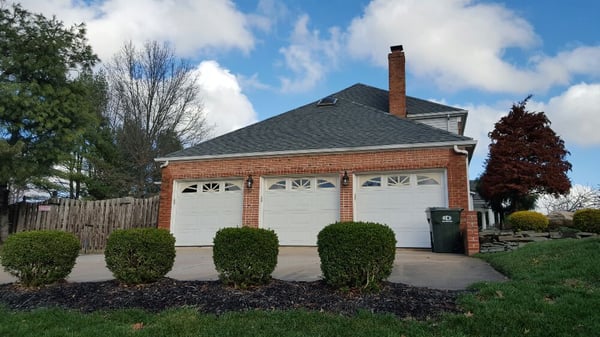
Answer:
0;4;98;201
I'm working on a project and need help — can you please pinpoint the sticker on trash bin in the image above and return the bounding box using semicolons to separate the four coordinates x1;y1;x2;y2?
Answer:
441;215;453;222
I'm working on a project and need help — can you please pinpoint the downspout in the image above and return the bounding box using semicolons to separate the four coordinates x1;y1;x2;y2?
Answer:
453;145;473;210
159;160;169;169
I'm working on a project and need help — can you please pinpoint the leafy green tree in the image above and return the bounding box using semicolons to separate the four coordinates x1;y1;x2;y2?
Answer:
479;96;572;217
0;4;98;200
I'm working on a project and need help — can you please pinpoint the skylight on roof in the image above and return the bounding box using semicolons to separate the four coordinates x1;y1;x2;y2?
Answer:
316;96;337;106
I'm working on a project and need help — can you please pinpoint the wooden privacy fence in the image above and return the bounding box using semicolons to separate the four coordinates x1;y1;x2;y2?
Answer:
7;196;159;252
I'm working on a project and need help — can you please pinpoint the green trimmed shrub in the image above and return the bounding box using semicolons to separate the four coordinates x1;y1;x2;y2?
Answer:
105;228;176;284
508;211;549;231
0;230;80;286
213;227;278;288
573;209;600;233
317;221;396;291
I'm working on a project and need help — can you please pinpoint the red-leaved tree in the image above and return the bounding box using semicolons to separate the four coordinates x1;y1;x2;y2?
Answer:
479;96;572;217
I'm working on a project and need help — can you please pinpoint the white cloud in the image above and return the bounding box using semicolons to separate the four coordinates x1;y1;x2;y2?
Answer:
195;61;258;137
462;102;510;155
14;0;256;62
278;14;342;93
346;0;600;94
246;0;289;33
237;73;272;91
463;82;600;159
540;83;600;146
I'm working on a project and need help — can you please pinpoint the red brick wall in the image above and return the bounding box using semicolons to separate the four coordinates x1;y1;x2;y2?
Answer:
158;146;478;253
462;211;480;255
388;46;406;118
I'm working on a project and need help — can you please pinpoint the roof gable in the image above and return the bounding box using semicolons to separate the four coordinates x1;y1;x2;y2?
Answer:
162;84;474;160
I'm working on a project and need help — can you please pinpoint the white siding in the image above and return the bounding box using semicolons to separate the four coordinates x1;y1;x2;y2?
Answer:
413;116;460;134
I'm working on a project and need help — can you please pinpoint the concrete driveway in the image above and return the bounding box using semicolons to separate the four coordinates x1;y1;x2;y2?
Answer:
0;247;506;290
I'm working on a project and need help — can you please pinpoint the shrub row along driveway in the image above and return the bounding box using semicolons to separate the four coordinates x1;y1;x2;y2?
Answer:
0;247;506;290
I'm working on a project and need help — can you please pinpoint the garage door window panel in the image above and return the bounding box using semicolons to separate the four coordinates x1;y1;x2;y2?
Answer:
224;182;241;191
388;175;410;187
292;178;311;191
417;174;440;186
182;184;198;193
202;182;220;192
268;180;286;190
361;176;382;187
317;179;336;189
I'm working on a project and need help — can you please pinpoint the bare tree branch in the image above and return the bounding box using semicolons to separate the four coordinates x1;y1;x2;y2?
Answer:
537;185;600;214
104;41;210;196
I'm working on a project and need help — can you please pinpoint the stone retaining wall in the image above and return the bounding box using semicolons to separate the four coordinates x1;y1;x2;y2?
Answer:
479;229;598;253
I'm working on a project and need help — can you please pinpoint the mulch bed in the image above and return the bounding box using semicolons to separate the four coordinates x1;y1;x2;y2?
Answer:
0;278;464;320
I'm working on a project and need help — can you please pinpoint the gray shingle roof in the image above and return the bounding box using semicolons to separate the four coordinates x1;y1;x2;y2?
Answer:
336;83;465;115
163;83;474;159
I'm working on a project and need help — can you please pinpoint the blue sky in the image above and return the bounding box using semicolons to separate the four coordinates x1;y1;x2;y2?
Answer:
15;0;600;188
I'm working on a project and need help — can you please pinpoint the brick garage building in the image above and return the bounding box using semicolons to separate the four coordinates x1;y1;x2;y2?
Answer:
156;46;480;255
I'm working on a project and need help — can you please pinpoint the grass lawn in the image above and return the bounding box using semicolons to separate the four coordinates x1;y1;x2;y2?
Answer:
1;238;598;337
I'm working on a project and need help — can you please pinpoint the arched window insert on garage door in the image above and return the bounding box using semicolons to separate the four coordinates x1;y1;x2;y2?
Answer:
180;181;242;194
267;177;337;191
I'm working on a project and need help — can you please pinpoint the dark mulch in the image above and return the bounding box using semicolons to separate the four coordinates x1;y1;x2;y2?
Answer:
0;278;464;320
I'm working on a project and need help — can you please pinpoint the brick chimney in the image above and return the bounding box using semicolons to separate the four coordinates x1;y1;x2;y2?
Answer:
388;45;406;118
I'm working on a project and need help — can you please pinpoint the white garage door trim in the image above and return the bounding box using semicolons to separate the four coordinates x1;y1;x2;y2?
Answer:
260;176;339;245
354;170;447;248
171;179;243;246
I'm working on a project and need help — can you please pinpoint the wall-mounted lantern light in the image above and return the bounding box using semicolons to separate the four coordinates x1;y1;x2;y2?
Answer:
342;171;349;186
246;175;254;189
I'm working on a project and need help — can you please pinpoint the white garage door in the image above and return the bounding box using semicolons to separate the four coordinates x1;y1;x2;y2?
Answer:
262;176;339;245
355;171;446;248
171;180;243;246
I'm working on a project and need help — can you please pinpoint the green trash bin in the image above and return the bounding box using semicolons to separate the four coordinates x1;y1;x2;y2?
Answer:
425;207;463;253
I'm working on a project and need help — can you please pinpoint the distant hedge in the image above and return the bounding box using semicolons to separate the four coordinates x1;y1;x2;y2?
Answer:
0;230;80;286
508;211;549;231
105;228;176;284
317;221;396;291
213;227;279;288
573;209;600;233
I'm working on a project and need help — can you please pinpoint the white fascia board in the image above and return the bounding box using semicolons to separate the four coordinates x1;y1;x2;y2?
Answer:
155;140;477;163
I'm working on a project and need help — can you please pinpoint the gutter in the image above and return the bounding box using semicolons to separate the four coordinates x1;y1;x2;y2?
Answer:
155;140;478;163
454;145;474;210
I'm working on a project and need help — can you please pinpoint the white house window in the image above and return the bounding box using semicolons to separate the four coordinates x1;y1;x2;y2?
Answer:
317;179;335;189
202;182;220;192
417;175;440;186
182;184;198;193
292;178;311;190
361;176;381;187
388;175;410;187
224;182;241;191
268;180;286;190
